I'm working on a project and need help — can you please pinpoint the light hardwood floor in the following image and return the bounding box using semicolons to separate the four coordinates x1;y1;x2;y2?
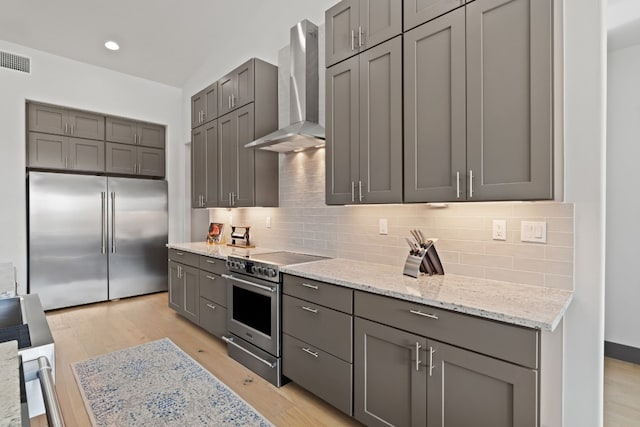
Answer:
31;292;359;427
29;292;639;426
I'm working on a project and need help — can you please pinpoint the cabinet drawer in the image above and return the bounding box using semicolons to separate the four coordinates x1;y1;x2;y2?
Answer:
283;333;353;416
283;274;353;314
354;291;539;369
199;255;226;275
199;270;226;306
168;249;199;268
199;297;227;338
283;295;352;362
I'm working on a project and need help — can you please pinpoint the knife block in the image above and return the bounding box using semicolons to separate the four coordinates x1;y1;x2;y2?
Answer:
402;242;444;278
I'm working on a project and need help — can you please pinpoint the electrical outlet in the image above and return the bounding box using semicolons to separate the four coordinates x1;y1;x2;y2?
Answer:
266;216;272;229
521;221;547;243
379;218;388;235
492;219;507;241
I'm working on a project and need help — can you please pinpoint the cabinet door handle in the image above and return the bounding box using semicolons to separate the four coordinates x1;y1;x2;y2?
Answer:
65;123;68;134
358;180;363;202
206;303;216;310
358;25;363;47
205;275;216;281
351;181;355;203
228;95;232;109
415;342;422;371
177;265;182;278
64;157;68;168
228;192;232;205
301;347;319;358
351;30;355;51
429;347;436;377
456;171;460;199
300;282;319;290
231;192;236;206
70;124;74;134
300;306;318;314
231;94;235;107
409;309;438;320
469;169;474;198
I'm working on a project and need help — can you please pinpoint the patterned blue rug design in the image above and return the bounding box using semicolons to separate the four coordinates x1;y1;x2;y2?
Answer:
72;338;272;427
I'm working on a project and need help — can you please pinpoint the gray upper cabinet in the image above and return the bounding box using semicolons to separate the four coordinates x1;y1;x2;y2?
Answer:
191;120;219;208
191;82;218;128
427;339;538;427
218;59;255;116
106;143;164;177
466;0;553;200
404;7;466;202
218;105;255;207
404;0;466;31
327;36;402;205
28;103;105;141
354;317;427;427
326;0;402;67
106;117;165;149
28;132;104;172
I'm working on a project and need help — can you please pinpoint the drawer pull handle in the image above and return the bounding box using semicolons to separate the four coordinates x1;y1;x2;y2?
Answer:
409;309;438;320
301;306;318;314
206;303;216;310
301;347;319;358
206;259;216;264
300;283;319;290
175;252;184;256
205;275;216;281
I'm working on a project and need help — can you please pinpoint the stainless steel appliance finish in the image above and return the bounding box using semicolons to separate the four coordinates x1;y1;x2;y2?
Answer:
244;20;325;153
28;172;168;310
224;251;327;387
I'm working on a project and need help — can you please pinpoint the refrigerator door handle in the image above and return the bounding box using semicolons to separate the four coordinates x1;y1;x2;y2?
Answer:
101;192;106;254
111;192;116;253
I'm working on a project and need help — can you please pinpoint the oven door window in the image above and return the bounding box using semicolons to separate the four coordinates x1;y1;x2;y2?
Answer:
232;286;271;336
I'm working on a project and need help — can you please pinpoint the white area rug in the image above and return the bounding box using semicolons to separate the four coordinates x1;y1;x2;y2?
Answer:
72;338;272;427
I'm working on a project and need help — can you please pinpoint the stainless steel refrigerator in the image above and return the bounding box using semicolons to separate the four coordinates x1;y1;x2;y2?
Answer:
28;172;168;310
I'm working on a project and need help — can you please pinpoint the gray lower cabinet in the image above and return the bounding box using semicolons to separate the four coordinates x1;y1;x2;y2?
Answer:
106;117;165;149
282;274;354;416
404;0;465;31
354;317;427;426
192;120;219;208
354;291;540;427
466;0;553;200
106;143;164;177
28;102;105;141
326;36;403;205
325;0;402;67
404;7;466;202
192;82;218;128
168;260;199;324
28;132;105;172
198;269;227;338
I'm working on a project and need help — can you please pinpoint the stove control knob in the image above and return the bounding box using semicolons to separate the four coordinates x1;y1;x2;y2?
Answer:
255;266;263;275
238;262;246;270
266;268;277;277
226;260;232;268
251;265;258;274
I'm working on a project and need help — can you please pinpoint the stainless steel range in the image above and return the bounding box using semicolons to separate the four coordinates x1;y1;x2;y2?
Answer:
222;251;326;387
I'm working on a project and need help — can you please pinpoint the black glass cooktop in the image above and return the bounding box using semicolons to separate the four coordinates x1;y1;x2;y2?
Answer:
250;251;327;267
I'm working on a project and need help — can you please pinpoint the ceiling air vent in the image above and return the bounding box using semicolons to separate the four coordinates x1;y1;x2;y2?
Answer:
0;50;31;74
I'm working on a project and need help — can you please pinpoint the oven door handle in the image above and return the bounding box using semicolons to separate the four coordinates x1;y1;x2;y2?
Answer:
222;274;277;293
222;336;277;368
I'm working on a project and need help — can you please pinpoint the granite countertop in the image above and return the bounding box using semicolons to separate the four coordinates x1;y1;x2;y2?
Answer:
0;340;20;427
167;242;276;260
281;258;573;332
167;242;573;332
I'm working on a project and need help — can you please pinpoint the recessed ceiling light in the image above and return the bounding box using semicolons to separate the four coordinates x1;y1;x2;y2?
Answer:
104;41;120;51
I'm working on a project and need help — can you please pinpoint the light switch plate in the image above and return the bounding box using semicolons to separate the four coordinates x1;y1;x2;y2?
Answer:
379;218;388;235
492;219;507;240
521;221;547;243
266;216;272;229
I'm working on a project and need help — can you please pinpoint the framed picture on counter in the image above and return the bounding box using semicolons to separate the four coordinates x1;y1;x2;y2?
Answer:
207;223;224;244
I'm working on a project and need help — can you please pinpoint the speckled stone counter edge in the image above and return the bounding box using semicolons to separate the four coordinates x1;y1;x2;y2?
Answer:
0;340;21;427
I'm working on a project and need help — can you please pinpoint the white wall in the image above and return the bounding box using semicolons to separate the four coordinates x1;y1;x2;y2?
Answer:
605;44;640;349
0;40;183;294
562;0;607;425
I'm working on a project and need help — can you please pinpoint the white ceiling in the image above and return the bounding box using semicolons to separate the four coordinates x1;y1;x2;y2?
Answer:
0;0;335;87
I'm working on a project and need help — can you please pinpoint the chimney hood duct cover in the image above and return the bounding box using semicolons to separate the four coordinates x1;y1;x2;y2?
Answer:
245;20;325;153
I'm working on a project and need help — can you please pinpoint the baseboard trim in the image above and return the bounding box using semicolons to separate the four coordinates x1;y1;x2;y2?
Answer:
605;341;640;365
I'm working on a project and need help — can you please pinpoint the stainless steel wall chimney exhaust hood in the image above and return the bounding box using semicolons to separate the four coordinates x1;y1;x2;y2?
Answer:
245;20;325;153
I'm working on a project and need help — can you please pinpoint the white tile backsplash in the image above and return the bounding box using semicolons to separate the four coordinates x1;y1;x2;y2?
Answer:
207;148;574;291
